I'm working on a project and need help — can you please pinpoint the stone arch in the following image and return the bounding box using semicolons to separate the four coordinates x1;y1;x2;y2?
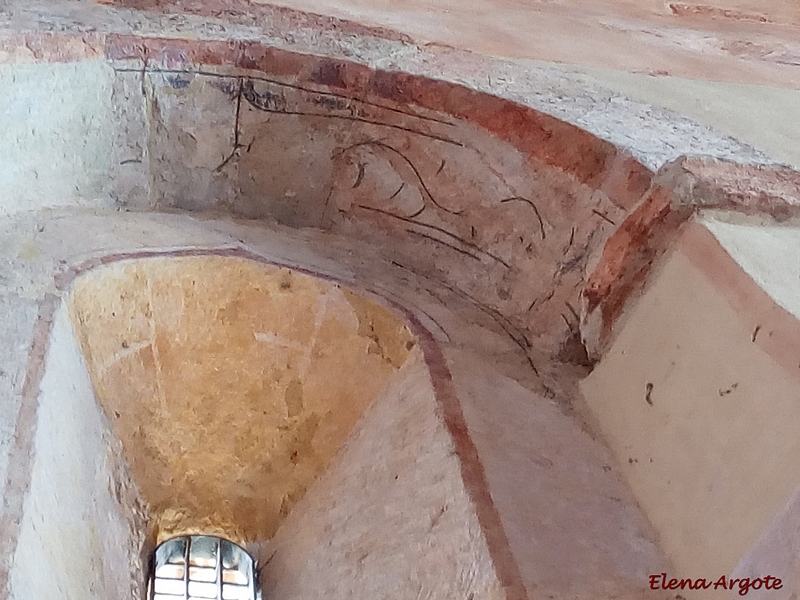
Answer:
3;247;527;600
101;37;656;368
0;28;700;600
0;32;659;370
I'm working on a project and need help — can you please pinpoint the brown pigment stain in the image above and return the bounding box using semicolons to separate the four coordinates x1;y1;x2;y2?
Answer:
284;378;304;418
341;287;414;368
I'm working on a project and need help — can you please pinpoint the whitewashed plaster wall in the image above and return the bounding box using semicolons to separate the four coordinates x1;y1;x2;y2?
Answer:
8;303;146;600
0;61;117;216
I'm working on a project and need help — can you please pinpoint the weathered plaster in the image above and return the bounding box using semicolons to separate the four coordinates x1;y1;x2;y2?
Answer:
69;256;414;543
92;36;650;366
447;347;672;599
24;0;800;168
0;209;675;600
3;1;800;598
581;221;800;589
0;61;117;215
8;304;145;600
261;349;506;600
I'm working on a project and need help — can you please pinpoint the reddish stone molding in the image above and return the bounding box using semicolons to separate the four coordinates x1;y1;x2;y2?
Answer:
582;157;800;360
0;247;528;600
102;33;652;207
581;183;693;358
0;28;653;211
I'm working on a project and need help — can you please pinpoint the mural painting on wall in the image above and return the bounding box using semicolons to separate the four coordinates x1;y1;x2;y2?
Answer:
138;68;625;367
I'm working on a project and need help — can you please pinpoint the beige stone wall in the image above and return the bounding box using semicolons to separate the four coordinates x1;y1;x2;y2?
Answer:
260;349;505;600
581;220;800;591
0;61;117;216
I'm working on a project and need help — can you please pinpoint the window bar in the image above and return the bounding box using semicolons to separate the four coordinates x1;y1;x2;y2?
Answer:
216;538;223;600
253;555;259;600
148;535;259;600
184;536;191;600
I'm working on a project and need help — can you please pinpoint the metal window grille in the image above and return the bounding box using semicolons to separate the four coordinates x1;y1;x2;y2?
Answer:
148;535;260;600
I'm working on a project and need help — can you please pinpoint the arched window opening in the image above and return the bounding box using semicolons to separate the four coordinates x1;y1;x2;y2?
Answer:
148;535;260;600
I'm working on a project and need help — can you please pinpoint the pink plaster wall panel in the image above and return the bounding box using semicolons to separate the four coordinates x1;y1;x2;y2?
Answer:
582;220;800;587
447;347;673;600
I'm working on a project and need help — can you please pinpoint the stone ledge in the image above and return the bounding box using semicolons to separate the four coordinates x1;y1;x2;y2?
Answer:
582;156;800;360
